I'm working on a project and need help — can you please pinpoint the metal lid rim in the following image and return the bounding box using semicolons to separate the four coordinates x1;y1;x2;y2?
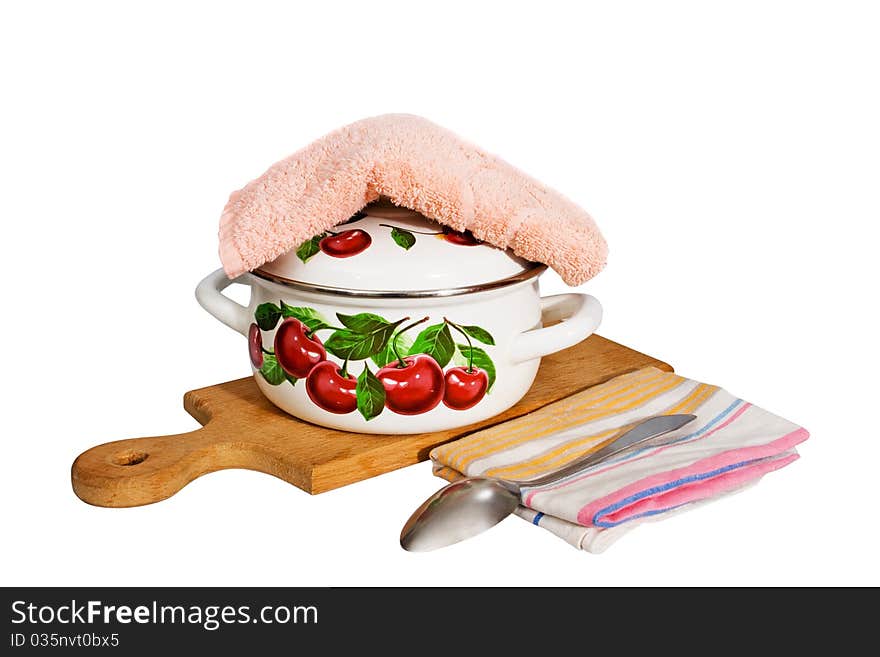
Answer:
249;262;547;299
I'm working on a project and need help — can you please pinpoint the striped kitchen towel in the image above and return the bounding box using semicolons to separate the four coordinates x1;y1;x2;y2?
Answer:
430;367;808;552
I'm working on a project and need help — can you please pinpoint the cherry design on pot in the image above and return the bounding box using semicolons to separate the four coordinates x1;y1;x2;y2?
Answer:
443;367;489;410
249;301;335;387
274;317;327;378
441;227;481;246
377;354;446;415
248;323;264;369
376;318;445;415
305;361;358;414
378;223;483;250
248;302;496;420
295;212;483;262
319;229;371;258
295;211;371;263
442;319;490;410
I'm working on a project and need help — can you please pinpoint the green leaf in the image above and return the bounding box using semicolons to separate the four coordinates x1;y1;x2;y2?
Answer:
458;324;495;346
371;331;414;368
259;354;287;385
456;344;497;391
409;322;455;368
356;364;385;421
285;372;297;386
254;302;282;331
336;312;390;334
390;227;416;250
324;318;406;361
295;233;326;263
280;302;332;333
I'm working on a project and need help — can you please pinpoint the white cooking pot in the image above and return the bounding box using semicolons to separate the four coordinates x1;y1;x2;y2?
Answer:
196;202;602;434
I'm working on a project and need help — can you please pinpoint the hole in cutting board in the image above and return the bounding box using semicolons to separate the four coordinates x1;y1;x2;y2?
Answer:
113;451;149;467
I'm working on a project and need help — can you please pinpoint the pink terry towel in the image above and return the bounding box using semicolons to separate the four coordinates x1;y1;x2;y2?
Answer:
218;114;607;285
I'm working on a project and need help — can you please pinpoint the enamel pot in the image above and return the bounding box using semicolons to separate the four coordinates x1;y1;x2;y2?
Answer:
196;202;602;434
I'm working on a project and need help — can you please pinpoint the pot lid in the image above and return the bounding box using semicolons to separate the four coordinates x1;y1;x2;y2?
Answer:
255;200;540;293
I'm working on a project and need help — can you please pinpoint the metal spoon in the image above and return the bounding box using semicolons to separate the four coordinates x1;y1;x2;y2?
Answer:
400;413;697;552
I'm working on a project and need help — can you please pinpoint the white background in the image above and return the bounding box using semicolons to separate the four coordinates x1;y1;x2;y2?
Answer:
1;1;878;586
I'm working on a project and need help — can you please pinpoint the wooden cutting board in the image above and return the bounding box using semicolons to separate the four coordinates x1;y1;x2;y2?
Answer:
71;335;671;507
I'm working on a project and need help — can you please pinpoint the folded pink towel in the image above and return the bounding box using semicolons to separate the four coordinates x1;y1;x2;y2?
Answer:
431;367;808;552
218;114;607;285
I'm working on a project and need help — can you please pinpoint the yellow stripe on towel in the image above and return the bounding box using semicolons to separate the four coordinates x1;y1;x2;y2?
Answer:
440;368;671;472
483;427;619;480
668;382;718;415
432;465;461;483
458;373;685;472
482;382;717;481
441;368;688;474
435;368;664;468
439;368;677;472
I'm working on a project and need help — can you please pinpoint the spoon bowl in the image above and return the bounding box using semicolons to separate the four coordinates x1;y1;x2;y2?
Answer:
400;478;520;552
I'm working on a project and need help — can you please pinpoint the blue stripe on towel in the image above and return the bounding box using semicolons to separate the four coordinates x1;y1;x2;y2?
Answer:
532;512;545;525
592;455;770;528
606;398;744;465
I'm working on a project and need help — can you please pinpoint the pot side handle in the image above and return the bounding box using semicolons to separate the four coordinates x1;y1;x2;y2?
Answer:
195;268;252;336
509;293;602;364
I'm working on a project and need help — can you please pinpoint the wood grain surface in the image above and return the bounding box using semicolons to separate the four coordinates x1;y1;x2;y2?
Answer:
71;335;671;507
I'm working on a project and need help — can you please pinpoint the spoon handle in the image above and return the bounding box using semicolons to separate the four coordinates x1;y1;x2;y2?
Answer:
509;414;696;490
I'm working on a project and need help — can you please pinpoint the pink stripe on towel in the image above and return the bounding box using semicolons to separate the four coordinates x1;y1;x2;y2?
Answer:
598;453;799;526
576;428;809;526
525;401;753;508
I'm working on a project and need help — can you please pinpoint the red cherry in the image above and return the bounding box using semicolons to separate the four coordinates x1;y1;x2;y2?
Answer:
248;323;264;369
443;228;480;246
274;318;326;378
443;367;489;410
377;354;445;415
305;361;357;414
319;229;372;257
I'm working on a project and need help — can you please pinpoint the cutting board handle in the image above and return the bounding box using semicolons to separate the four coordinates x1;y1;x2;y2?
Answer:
71;423;241;507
